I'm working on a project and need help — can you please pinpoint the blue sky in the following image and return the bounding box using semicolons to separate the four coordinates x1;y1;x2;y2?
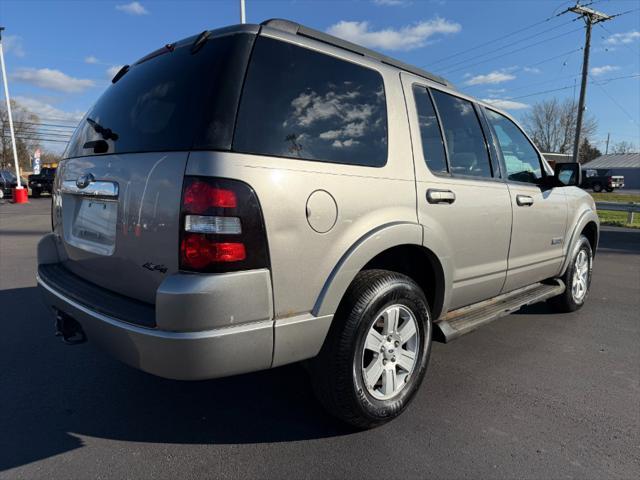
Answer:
1;0;638;153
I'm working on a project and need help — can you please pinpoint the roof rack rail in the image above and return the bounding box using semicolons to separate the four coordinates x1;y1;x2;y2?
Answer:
260;18;451;88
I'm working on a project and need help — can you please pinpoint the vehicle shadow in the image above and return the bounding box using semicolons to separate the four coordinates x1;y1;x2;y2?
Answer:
0;286;352;472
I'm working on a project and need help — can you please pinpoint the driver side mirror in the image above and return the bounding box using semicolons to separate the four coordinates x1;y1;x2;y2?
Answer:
554;162;581;187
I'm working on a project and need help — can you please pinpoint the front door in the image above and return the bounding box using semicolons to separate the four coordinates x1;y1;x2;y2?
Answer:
482;107;568;292
403;74;512;310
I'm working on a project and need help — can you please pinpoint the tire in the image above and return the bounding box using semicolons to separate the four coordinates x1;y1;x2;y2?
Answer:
309;269;432;429
592;183;603;192
605;187;614;192
31;188;41;198
549;235;593;313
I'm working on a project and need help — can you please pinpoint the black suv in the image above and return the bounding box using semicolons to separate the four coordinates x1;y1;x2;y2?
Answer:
28;167;57;197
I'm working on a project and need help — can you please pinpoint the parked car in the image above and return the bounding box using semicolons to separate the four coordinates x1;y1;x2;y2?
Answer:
0;170;28;200
581;168;624;192
28;167;57;197
37;19;599;428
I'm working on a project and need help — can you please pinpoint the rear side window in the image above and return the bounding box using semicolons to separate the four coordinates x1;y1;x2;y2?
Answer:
233;37;388;167
431;90;492;178
64;33;255;158
484;109;542;183
412;85;447;173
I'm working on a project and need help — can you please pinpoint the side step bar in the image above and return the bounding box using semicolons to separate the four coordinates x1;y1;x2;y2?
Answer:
434;280;565;343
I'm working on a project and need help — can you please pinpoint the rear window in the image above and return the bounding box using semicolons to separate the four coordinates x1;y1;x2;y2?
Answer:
64;32;255;159
233;37;388;167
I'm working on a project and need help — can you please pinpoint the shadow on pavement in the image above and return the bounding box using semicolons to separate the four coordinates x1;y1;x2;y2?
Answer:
0;286;352;472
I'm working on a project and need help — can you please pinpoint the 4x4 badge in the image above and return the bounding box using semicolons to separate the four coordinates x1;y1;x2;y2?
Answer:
142;262;168;274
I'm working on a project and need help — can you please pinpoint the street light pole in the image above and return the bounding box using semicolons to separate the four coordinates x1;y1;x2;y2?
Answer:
0;27;22;189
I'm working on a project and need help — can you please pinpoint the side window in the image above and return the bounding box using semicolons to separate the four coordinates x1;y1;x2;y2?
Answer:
233;37;388;167
430;90;492;178
412;85;447;173
485;109;542;184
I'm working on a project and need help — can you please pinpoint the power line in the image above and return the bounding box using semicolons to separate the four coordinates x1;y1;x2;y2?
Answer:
13;121;76;130
2;135;70;144
427;14;563;67
442;26;584;75
503;73;639;100
433;19;577;72
588;73;639;126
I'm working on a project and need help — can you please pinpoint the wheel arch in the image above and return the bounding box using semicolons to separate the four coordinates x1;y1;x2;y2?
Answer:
312;222;448;321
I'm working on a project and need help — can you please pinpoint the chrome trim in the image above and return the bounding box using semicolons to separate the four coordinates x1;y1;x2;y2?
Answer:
61;180;119;198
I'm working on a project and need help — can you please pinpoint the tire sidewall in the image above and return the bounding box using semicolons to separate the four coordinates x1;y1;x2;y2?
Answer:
592;183;602;192
350;281;432;422
567;236;593;308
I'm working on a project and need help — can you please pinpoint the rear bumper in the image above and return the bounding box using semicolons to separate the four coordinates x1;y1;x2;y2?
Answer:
38;274;273;380
37;233;274;380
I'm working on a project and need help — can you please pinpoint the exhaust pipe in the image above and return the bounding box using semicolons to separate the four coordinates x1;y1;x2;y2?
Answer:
54;310;87;345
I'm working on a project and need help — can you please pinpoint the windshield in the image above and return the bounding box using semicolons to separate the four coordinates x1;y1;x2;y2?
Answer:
64;32;255;159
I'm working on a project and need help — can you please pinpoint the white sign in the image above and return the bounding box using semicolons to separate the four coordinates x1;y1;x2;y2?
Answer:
33;148;41;175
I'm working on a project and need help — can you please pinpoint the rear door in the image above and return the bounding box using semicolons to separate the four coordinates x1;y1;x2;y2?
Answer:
482;107;568;292
52;30;255;304
402;74;512;310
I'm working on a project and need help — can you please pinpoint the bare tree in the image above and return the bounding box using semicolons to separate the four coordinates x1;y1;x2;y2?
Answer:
522;98;597;155
611;141;638;154
0;99;40;172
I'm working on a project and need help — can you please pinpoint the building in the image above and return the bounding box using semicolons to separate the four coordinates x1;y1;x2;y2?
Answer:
583;153;640;190
542;153;573;168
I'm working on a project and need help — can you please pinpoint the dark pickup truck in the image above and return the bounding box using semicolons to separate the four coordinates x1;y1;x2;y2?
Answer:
581;168;624;193
28;167;57;197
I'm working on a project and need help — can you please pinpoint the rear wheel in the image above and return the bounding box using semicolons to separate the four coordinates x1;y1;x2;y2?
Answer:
31;188;41;198
605;186;614;192
592;183;603;192
309;269;432;429
549;235;593;312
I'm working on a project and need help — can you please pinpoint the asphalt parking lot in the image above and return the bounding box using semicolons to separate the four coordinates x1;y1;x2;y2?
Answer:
1;197;638;480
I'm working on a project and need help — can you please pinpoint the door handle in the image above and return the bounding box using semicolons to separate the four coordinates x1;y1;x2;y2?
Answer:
516;194;534;206
427;189;456;204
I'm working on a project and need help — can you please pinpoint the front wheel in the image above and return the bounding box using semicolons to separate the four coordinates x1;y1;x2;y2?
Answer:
309;270;432;429
549;235;593;312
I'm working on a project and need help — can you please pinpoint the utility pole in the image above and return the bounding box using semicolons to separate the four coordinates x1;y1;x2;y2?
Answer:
564;2;613;163
240;0;246;24
0;27;22;189
605;132;610;154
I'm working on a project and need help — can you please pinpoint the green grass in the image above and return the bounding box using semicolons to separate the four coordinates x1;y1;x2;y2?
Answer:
590;192;640;204
597;210;640;229
589;192;640;228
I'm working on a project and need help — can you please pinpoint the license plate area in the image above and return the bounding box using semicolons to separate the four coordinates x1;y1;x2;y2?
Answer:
64;197;117;256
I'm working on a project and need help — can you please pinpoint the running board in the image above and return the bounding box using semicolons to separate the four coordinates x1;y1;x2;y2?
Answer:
434;280;565;343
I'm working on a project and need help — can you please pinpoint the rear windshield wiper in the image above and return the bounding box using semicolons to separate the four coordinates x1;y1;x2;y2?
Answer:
190;30;211;54
86;118;119;141
111;65;129;84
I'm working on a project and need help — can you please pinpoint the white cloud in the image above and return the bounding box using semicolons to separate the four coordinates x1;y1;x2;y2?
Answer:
106;65;125;79
604;30;640;45
84;55;99;64
3;35;25;57
523;67;541;74
326;18;461;51
116;1;149;16
464;71;516;86
11;68;95;93
590;65;619;76
482;98;529;110
14;96;85;122
373;0;411;5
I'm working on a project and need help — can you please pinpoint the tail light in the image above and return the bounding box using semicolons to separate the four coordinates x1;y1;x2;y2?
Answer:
607;176;613;186
179;177;269;273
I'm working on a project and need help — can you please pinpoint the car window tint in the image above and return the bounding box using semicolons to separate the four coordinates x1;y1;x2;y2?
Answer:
234;37;388;167
413;85;447;173
431;90;492;178
64;33;254;158
485;109;542;183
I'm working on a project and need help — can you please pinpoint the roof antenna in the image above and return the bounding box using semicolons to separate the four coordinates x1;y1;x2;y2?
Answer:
240;0;246;24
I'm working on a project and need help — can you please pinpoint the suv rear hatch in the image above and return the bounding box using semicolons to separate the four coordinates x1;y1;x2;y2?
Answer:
53;26;256;304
